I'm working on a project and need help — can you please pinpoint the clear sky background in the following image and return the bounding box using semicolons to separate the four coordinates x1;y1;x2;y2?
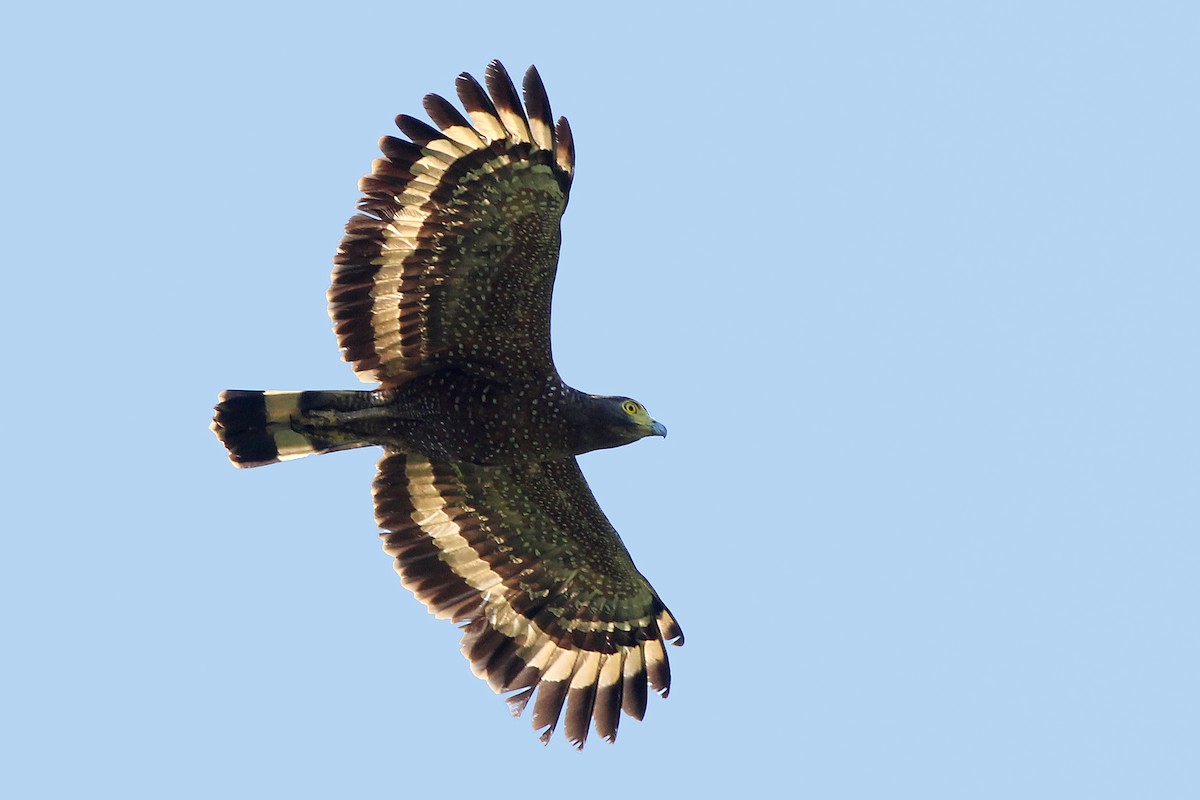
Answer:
5;2;1198;797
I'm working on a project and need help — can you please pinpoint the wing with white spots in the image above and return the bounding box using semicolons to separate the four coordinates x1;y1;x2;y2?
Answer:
330;61;575;387
373;452;683;748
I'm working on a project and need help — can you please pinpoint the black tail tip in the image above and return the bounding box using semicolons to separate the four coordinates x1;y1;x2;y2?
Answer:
211;391;280;467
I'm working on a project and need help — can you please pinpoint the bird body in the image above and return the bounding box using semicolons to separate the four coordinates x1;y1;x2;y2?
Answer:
216;376;663;467
212;61;681;748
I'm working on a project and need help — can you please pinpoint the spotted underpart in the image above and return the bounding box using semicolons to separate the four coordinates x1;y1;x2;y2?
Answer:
376;454;681;746
211;60;681;748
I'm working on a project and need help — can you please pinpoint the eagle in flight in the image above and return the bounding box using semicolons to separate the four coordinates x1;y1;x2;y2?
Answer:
211;61;682;748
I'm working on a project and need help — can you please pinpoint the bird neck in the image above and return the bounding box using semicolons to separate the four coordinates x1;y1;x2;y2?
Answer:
559;389;627;456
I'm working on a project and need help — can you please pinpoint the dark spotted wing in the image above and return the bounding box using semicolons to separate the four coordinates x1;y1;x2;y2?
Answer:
373;452;683;748
330;61;576;387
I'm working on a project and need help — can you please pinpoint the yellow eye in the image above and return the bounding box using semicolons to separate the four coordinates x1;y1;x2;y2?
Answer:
622;400;640;416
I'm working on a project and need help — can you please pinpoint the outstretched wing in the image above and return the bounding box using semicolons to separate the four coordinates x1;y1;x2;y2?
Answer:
373;452;683;748
330;61;575;387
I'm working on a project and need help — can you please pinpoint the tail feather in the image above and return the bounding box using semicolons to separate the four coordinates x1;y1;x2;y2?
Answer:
211;390;371;468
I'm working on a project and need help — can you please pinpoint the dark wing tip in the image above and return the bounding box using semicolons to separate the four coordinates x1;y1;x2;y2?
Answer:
393;113;442;146
554;116;575;177
658;605;685;645
377;134;422;165
423;92;485;147
521;65;556;152
532;677;569;745
484;59;531;143
454;69;505;141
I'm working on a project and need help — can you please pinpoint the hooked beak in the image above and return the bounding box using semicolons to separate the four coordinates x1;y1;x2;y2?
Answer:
649;420;668;438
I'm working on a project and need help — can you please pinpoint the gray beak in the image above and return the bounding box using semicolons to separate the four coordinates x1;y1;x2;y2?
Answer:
650;420;668;438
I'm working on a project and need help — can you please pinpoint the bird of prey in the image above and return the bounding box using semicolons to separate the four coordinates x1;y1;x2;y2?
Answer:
211;61;682;748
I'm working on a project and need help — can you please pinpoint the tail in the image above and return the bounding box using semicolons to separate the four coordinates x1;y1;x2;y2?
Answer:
211;390;373;468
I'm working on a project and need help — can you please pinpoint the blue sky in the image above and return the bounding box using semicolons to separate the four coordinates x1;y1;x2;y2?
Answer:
5;2;1198;797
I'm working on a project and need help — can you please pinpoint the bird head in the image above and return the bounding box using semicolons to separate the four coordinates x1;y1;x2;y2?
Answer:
596;396;667;446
